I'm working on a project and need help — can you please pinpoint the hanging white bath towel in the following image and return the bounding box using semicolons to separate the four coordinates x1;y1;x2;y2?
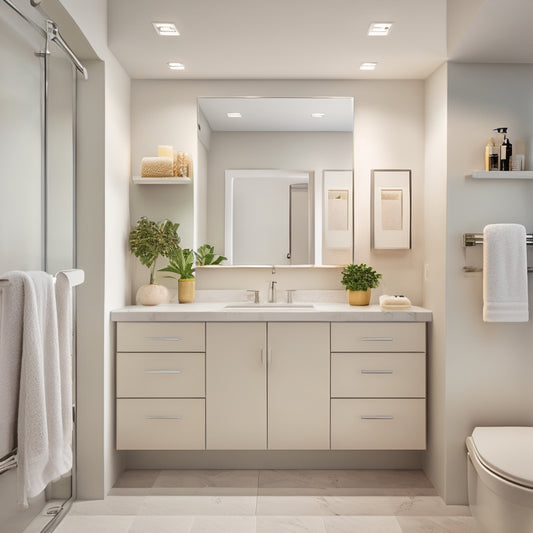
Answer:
483;224;529;322
17;272;65;506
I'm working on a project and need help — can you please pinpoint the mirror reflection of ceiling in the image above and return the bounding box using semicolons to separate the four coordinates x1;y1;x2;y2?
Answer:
198;98;354;132
108;0;533;80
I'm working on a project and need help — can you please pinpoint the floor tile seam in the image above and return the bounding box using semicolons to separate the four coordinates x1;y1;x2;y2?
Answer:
390;512;473;518
62;514;138;520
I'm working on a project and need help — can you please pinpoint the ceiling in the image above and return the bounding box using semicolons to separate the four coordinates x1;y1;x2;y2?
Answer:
107;0;533;80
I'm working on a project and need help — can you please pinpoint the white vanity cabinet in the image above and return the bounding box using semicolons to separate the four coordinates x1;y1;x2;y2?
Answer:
115;322;206;450
206;322;267;449
205;321;330;450
330;322;426;450
113;311;429;453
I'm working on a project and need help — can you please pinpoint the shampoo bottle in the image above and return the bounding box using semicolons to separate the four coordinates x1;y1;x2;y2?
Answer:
493;127;512;171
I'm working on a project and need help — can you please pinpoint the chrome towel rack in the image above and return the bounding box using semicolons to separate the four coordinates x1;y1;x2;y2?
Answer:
462;233;533;273
0;269;85;289
463;233;533;247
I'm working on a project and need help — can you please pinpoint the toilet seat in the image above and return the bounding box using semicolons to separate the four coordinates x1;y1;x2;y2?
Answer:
471;426;533;489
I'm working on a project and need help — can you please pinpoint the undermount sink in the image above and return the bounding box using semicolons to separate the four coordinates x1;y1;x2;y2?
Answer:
224;303;315;310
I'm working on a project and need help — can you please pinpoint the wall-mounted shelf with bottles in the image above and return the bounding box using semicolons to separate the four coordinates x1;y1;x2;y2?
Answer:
471;171;533;179
132;176;192;184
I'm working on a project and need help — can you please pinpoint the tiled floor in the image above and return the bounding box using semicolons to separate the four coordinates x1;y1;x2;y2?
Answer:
54;470;481;532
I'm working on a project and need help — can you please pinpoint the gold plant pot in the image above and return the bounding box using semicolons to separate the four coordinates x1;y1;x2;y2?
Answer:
178;278;195;303
348;289;371;306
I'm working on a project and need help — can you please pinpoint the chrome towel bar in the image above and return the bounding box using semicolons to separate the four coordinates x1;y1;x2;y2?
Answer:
463;266;533;273
0;269;84;290
462;234;533;272
463;233;533;247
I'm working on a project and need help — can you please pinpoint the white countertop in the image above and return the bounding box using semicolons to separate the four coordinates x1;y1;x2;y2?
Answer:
111;302;432;322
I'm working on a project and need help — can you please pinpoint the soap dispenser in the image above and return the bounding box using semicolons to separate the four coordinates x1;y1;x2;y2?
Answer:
493;127;512;171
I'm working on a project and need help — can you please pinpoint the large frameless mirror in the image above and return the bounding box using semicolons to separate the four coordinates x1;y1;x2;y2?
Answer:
197;97;354;265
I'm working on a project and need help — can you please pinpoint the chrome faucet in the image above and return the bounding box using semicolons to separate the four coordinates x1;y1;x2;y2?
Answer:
268;280;277;303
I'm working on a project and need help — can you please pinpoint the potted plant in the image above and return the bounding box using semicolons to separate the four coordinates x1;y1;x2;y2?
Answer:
340;263;382;306
160;244;226;303
160;248;195;303
129;217;180;305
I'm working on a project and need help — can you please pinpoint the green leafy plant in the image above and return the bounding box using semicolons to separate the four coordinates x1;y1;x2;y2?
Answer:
194;244;227;266
129;217;180;284
159;248;195;279
340;263;382;292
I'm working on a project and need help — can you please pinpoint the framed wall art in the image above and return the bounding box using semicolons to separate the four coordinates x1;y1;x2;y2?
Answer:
371;169;411;249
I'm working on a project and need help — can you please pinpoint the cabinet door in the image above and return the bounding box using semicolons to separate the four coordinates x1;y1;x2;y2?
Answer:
206;322;267;449
268;322;330;450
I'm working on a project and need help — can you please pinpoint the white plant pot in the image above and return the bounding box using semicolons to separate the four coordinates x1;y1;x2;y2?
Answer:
136;283;170;306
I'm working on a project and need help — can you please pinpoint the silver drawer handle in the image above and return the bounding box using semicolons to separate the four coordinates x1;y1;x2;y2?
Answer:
361;415;394;420
146;336;181;341
361;337;393;342
145;415;182;420
361;370;393;374
145;370;182;374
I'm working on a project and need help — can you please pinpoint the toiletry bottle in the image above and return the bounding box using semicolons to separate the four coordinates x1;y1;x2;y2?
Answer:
493;127;512;171
485;137;499;171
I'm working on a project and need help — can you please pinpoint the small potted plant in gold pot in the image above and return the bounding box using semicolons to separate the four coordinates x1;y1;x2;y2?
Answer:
340;263;382;306
160;248;196;303
160;244;226;303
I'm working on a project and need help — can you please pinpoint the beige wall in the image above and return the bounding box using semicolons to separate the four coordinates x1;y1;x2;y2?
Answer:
443;62;533;503
103;54;131;495
423;63;448;499
56;0;131;499
75;58;107;500
131;79;426;305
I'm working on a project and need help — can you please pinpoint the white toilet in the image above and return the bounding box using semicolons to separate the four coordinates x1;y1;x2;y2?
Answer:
466;426;533;533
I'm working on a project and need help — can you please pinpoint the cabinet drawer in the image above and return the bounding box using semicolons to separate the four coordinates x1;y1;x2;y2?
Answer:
117;322;205;352
331;398;426;450
331;323;425;352
331;353;425;398
117;353;205;398
116;398;205;450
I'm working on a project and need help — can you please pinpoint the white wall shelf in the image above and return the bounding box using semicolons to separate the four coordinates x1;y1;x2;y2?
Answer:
471;171;533;179
133;176;191;185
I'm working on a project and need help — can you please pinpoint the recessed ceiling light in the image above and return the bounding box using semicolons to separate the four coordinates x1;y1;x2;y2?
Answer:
153;22;180;36
368;22;393;36
311;113;326;118
167;62;185;70
360;62;377;71
227;112;242;118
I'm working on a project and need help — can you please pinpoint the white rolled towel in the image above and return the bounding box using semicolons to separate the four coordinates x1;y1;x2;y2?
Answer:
379;294;412;310
141;156;174;177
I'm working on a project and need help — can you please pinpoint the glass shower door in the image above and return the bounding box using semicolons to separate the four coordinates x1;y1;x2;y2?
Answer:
0;1;77;531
